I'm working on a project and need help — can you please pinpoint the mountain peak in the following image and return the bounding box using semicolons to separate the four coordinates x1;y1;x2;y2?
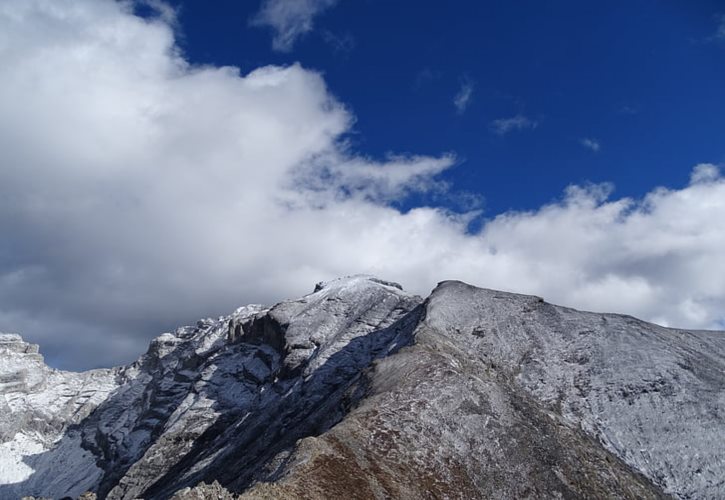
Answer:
0;333;40;355
312;274;405;293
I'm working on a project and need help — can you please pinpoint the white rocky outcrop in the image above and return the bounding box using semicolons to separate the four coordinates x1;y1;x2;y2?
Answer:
0;334;119;498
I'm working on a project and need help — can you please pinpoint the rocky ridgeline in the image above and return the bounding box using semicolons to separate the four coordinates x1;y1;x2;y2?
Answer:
1;276;724;499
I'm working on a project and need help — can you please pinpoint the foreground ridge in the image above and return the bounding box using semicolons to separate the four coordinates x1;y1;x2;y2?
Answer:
2;276;724;499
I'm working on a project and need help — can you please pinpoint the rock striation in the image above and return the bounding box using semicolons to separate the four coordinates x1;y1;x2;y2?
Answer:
1;276;724;499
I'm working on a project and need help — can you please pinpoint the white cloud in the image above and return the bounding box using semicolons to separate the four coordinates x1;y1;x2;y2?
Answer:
690;163;720;184
1;0;724;369
490;114;538;135
581;137;601;152
294;154;455;203
251;0;338;52
453;78;474;114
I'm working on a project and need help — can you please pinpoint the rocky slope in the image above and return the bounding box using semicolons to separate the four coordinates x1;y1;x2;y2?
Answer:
1;276;724;499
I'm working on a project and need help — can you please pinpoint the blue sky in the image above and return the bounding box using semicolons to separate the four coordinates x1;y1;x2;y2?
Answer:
1;0;725;369
164;0;725;214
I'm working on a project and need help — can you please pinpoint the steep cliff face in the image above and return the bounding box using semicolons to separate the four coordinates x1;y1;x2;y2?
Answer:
1;277;724;499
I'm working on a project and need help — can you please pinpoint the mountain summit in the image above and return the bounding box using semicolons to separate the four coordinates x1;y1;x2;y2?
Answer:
1;276;723;499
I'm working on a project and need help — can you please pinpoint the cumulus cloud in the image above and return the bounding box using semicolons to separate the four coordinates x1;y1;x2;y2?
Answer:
251;0;338;51
581;137;602;152
490;114;538;135
453;78;474;114
1;0;724;370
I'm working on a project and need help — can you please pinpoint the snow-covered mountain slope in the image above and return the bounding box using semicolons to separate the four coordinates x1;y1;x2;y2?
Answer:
0;334;119;499
2;276;724;499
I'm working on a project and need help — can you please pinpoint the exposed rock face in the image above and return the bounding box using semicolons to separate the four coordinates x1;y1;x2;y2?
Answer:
1;276;724;499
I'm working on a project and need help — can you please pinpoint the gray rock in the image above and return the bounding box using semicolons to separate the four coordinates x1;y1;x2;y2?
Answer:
1;277;723;499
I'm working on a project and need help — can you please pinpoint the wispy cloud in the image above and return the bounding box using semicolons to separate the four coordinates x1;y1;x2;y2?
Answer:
413;67;441;91
137;0;179;26
251;0;338;52
716;14;725;40
490;114;538;135
618;104;639;115
321;30;355;56
580;137;601;152
453;78;475;114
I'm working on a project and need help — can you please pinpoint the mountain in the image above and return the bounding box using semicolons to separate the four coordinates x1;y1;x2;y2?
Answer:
1;276;724;499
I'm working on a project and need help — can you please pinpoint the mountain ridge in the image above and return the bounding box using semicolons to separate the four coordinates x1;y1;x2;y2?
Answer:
1;276;724;499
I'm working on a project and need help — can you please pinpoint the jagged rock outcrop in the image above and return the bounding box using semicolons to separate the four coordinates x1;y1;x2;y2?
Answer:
1;276;724;499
